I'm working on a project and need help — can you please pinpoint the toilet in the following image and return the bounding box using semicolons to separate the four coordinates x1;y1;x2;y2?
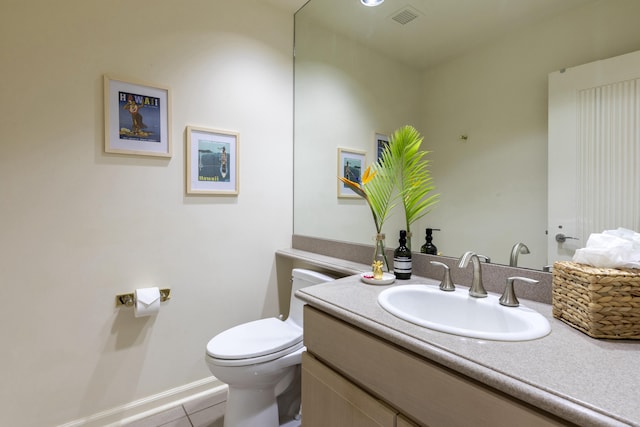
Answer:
205;268;334;427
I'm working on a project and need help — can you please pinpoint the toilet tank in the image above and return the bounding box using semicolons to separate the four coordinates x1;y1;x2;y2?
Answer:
287;268;335;328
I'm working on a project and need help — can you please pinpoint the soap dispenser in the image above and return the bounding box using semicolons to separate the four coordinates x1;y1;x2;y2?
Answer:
394;230;412;279
420;228;440;255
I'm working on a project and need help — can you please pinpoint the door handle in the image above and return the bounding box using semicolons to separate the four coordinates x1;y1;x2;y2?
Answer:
555;233;578;243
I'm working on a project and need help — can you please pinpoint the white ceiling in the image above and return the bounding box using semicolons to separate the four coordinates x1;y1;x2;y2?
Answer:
274;0;596;70
263;0;307;13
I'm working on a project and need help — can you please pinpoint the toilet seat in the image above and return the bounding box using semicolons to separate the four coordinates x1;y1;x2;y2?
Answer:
206;318;303;367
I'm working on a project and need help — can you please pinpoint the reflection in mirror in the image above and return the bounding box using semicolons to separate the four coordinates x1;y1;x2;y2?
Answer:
294;0;640;270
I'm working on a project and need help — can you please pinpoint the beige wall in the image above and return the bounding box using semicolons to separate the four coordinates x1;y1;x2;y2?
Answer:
419;0;640;268
0;0;294;425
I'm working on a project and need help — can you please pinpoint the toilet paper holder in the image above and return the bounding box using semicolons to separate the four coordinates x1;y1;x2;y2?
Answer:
116;289;171;307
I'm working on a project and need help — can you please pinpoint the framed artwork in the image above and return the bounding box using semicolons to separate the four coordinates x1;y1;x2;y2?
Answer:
186;126;239;195
337;147;366;198
103;74;171;157
375;132;389;162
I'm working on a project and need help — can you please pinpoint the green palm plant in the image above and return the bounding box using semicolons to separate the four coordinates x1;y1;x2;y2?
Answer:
383;125;439;248
337;125;437;270
338;163;395;271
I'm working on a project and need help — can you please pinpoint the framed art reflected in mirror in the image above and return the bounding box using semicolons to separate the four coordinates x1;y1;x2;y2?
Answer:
337;147;366;199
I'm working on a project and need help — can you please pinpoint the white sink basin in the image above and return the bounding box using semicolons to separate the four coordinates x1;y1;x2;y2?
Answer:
378;284;551;341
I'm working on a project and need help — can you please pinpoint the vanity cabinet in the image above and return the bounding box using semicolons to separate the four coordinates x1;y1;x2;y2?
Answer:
302;306;573;427
302;352;399;427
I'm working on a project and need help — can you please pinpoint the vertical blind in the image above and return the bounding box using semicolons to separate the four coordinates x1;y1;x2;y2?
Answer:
577;79;640;240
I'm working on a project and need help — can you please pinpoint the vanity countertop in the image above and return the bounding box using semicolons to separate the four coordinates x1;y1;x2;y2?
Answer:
296;274;640;427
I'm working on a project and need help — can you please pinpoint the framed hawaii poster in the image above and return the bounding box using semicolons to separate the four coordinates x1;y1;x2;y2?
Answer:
103;74;171;157
186;126;239;195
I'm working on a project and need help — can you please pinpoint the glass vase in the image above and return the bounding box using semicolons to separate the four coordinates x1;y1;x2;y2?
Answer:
372;233;389;277
405;230;413;252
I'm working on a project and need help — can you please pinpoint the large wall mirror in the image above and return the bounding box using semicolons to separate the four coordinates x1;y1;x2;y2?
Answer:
293;0;640;270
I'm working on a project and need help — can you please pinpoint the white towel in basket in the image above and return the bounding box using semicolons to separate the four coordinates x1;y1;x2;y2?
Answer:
573;228;640;269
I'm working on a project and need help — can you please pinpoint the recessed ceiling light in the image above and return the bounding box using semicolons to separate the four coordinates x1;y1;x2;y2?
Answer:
361;0;384;7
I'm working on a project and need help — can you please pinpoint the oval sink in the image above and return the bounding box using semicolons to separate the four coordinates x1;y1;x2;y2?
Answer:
378;284;551;341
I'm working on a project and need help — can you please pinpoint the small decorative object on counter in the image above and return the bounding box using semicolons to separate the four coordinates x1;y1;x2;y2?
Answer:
420;227;440;255
372;233;387;274
360;271;395;285
360;234;396;284
394;230;412;279
372;260;384;280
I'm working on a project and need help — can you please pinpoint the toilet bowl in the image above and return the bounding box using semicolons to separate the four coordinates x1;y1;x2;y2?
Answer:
205;268;334;427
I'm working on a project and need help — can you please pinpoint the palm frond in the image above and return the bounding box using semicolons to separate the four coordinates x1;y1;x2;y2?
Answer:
365;161;396;232
335;125;438;242
387;125;440;233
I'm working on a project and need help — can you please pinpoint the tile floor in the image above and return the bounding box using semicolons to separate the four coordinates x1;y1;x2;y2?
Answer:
125;392;226;427
124;392;302;427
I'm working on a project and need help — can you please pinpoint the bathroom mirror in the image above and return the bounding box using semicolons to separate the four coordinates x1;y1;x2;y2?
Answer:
293;0;640;270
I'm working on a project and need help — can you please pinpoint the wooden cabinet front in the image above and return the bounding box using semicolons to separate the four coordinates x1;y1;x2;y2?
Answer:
302;351;396;427
303;305;572;427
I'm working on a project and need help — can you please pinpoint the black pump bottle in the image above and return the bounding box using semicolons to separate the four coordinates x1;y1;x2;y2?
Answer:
420;228;440;255
394;230;412;279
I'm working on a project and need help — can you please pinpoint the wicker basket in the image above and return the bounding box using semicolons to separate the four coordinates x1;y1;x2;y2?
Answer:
552;261;640;339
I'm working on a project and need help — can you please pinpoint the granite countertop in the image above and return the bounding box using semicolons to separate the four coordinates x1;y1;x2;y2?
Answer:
296;274;640;427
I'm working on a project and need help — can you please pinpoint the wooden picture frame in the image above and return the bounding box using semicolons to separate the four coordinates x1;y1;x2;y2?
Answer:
186;126;239;195
375;132;389;162
103;74;171;157
337;147;366;198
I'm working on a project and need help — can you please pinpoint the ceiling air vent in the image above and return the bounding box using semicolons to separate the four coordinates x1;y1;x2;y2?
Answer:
390;6;421;25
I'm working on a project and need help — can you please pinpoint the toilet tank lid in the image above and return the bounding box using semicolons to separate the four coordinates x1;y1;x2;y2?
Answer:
292;268;335;283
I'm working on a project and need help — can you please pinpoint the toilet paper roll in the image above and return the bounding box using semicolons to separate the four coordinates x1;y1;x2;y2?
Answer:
134;287;161;318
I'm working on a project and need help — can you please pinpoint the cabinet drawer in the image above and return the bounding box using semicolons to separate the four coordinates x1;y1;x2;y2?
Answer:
304;306;572;427
302;352;396;427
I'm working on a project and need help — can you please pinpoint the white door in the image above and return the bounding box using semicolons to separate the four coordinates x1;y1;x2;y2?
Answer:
548;50;640;264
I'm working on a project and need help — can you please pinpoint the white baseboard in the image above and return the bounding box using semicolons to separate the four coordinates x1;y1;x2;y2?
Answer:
57;377;228;427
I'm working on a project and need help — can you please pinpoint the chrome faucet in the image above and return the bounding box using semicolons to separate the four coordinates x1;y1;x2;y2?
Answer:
458;251;490;298
509;242;530;267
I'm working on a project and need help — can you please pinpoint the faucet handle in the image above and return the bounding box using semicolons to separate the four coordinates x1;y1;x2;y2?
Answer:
477;254;491;263
430;261;455;291
499;277;539;307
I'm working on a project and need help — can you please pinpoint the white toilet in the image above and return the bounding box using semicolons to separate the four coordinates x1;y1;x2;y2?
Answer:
205;268;334;427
